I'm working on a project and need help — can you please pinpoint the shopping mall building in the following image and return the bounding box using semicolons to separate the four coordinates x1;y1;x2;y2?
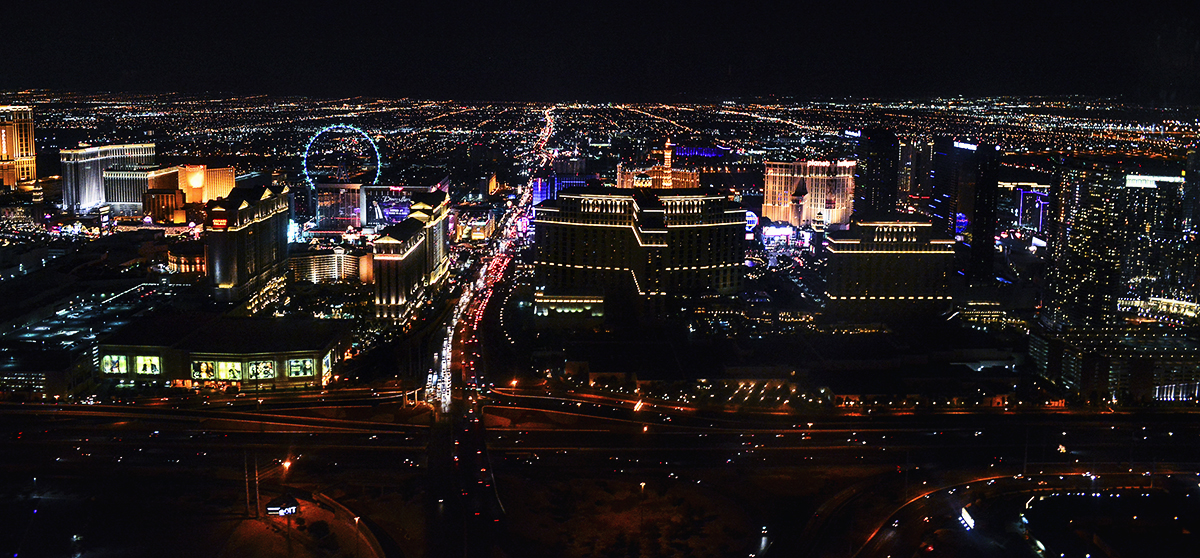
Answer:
96;313;352;390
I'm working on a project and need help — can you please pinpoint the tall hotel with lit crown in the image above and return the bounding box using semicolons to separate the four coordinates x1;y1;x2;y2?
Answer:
61;143;156;212
373;191;451;321
763;160;856;228
205;183;291;313
0;106;36;189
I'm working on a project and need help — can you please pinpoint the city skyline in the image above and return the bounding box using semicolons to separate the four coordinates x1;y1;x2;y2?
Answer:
4;25;1200;553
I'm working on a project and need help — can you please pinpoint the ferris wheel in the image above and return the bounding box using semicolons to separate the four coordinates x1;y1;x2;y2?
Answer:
302;124;381;186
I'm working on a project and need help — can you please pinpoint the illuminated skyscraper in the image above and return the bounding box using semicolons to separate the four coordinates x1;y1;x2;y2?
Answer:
102;165;179;216
373;191;451;321
1045;162;1198;331
929;138;1000;283
763;161;855;228
206;183;291;312
1117;173;1190;301
533;187;745;322
0;106;36;189
1043;159;1125;330
1187;148;1199;231
903;138;935;210
179;165;235;203
60;143;155;212
854;128;899;219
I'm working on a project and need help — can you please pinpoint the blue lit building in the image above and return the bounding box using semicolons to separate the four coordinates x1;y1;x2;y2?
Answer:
929;138;1000;284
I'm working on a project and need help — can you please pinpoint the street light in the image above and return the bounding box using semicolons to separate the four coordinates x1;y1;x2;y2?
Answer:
353;516;361;557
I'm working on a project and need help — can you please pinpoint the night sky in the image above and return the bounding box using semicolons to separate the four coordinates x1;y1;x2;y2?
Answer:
6;0;1200;103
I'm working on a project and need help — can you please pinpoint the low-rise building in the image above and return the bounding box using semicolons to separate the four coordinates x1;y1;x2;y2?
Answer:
97;314;352;390
1030;326;1200;403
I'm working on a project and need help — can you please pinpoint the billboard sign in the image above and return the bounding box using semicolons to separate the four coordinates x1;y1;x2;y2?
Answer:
247;361;276;380
101;355;127;375
135;356;161;375
216;362;242;381
191;361;215;380
762;225;793;237
322;352;333;386
287;359;315;377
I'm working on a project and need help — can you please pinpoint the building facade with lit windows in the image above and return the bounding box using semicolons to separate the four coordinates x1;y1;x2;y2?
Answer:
533;187;745;321
167;240;206;274
1187;148;1199;229
290;246;369;283
144;187;186;224
763;160;856;228
102;165;180;216
97;314;351;390
60;143;156;213
616;141;701;190
205;183;291;310
1042;159;1125;330
178;164;235;203
1117;173;1191;303
1042;162;1193;331
823;217;955;322
316;174;451;231
0;106;36;190
1030;326;1200;403
373;191;450;321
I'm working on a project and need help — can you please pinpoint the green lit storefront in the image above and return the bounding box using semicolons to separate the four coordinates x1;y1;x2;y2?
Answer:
98;314;352;390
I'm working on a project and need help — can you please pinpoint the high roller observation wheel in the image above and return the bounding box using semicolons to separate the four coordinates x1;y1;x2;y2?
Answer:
302;124;382;186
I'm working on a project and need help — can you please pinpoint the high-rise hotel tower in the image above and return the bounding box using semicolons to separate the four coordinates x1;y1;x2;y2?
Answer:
61;143;156;213
0;106;36;189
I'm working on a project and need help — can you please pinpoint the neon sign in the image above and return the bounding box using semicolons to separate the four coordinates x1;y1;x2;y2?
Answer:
745;211;759;231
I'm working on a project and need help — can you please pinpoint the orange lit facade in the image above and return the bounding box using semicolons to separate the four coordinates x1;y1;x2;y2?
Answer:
180;165;235;203
0;106;36;189
764;160;856;228
616;140;701;190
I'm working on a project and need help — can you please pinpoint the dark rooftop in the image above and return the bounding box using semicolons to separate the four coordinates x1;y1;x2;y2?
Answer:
377;218;425;243
103;314;351;355
207;183;287;211
177;318;352;355
102;312;220;348
409;190;448;208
